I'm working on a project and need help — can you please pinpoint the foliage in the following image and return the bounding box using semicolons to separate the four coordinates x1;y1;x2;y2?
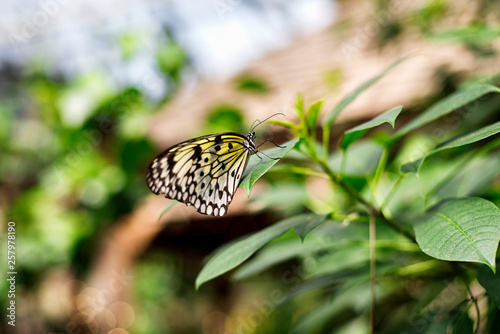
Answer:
0;37;187;332
234;75;271;93
196;60;500;333
3;1;500;332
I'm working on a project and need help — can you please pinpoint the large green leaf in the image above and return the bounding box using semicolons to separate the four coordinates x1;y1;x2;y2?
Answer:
323;57;408;126
401;120;500;174
340;106;403;150
195;213;326;289
394;84;500;138
240;137;299;196
414;197;500;271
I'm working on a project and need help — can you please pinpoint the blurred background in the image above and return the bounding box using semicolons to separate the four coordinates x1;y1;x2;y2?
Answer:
1;0;499;333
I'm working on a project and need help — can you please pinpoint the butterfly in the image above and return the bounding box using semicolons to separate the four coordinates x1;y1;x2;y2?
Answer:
146;114;283;216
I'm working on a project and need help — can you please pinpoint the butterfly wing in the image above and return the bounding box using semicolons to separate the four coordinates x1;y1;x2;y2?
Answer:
146;133;252;216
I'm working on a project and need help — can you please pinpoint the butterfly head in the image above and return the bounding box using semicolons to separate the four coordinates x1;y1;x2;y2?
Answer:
247;131;256;142
246;131;257;150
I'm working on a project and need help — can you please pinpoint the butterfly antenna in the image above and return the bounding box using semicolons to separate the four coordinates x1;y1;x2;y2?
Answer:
250;113;285;132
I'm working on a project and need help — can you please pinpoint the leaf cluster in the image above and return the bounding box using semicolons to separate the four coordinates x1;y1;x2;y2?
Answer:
197;59;500;333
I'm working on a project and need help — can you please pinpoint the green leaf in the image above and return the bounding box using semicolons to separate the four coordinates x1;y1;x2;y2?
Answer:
195;213;326;289
240;137;299;196
234;75;270;93
294;214;326;241
232;237;319;281
451;310;474;334
268;119;296;130
292;281;375;334
431;25;500;44
477;264;500;310
424;319;449;334
324;57;408;126
341;106;403;150
295;94;305;118
414;197;500;271
157;201;179;221
432;154;500;201
329;140;384;176
394;84;500;138
401;120;500;174
306;100;323;129
306;247;371;278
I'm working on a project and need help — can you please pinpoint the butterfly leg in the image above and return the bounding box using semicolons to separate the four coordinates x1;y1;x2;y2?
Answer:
252;139;284;160
252;149;280;160
256;138;285;149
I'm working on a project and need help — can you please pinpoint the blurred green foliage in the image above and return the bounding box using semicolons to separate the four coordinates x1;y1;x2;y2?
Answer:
2;1;500;333
0;34;185;330
204;104;246;134
157;40;188;84
234;75;270;93
197;69;500;333
410;0;448;32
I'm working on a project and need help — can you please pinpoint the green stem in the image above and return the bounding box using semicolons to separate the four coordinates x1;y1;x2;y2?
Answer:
340;149;347;175
379;173;406;211
310;124;318;159
370;147;389;206
369;208;376;334
316;158;371;208
379;214;416;243
316;157;416;242
285;166;329;179
322;124;330;159
308;118;415;242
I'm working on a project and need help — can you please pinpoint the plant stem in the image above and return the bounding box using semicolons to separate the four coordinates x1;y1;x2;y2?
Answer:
340;149;347;175
370;147;389;207
316;157;416;242
316;158;371;208
379;215;416;243
369;208;376;334
379;173;406;211
322;124;330;159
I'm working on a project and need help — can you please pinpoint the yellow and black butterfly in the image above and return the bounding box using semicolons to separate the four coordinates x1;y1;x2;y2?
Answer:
146;115;283;216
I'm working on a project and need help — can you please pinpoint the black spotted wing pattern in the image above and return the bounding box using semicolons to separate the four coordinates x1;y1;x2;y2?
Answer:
146;133;254;216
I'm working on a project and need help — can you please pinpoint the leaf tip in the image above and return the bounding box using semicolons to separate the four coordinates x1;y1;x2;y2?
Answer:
400;158;424;175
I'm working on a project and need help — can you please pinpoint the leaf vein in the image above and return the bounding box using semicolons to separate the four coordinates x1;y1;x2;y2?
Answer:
436;212;488;262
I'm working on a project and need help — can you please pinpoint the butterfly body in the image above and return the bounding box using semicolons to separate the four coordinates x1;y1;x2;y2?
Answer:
147;131;257;216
